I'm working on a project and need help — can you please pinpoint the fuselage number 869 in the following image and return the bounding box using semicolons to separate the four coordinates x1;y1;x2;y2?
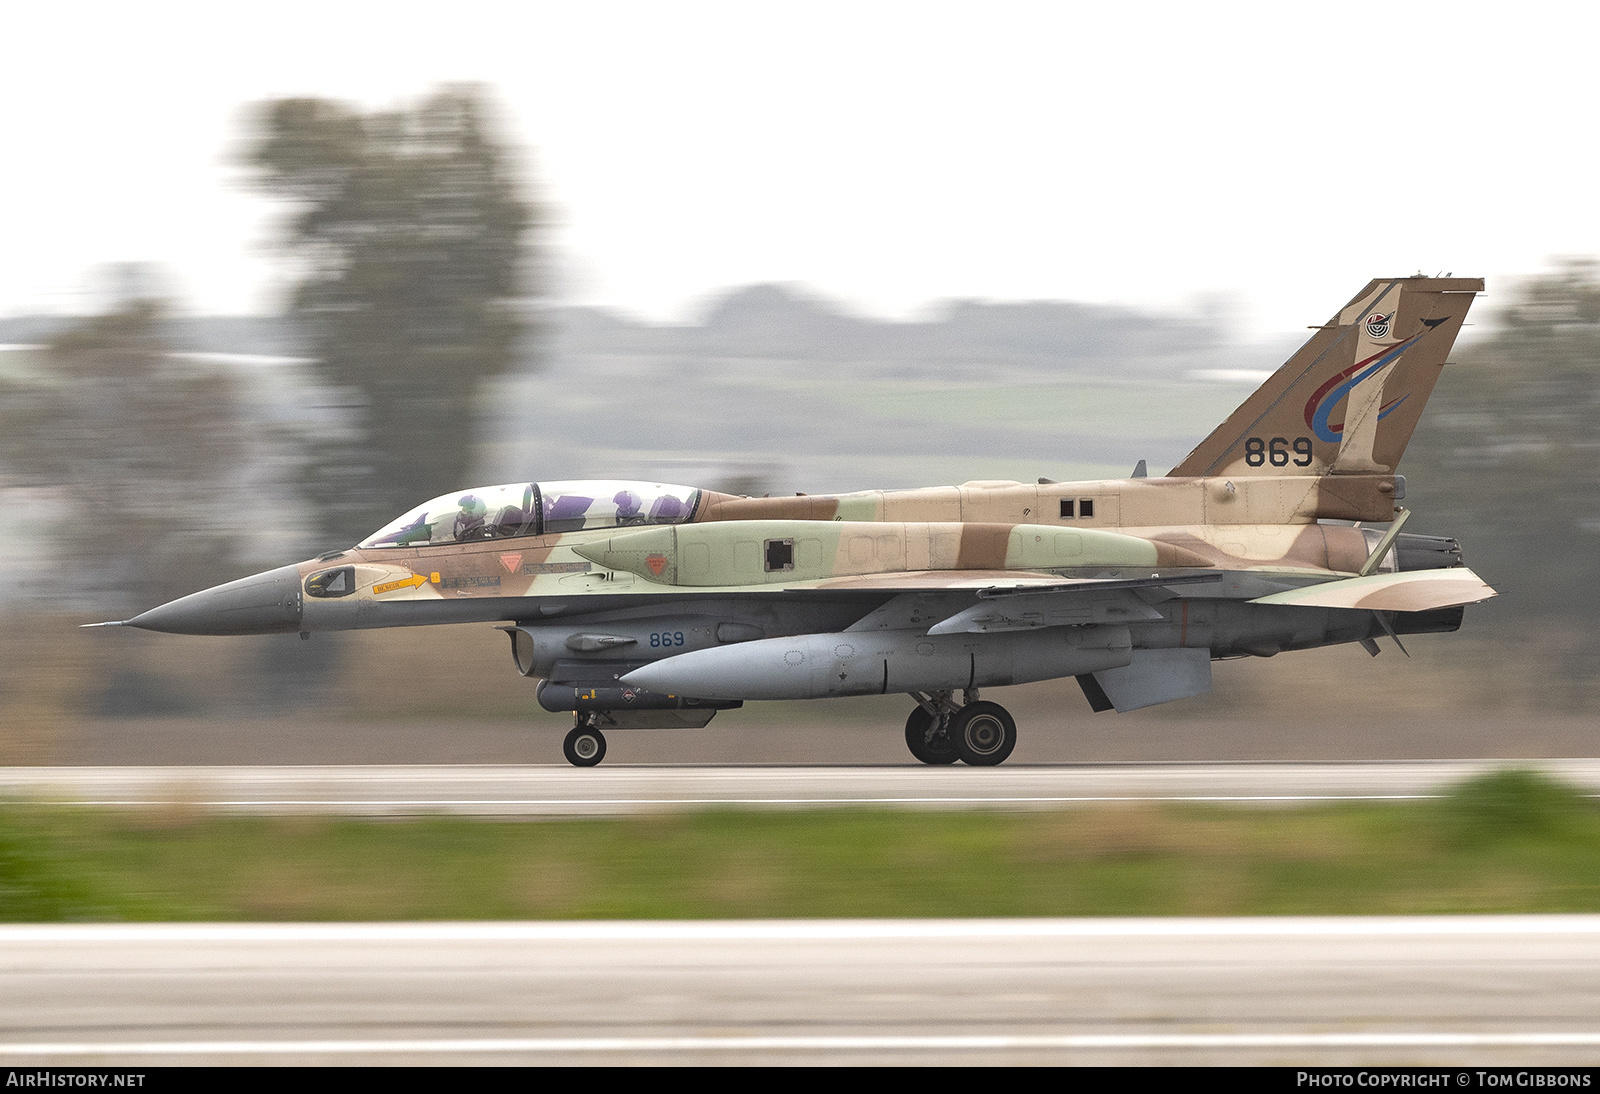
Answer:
1244;436;1313;467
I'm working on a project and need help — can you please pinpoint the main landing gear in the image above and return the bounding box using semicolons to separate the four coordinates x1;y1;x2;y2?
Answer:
905;690;1017;766
563;717;607;767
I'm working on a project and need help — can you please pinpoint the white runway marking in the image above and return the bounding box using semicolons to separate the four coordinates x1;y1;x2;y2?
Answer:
6;914;1600;943
5;1032;1600;1056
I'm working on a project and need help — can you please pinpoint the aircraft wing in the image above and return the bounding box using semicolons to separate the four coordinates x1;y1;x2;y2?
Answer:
820;572;1223;634
926;573;1222;634
812;570;1221;593
807;569;1065;591
1247;568;1496;612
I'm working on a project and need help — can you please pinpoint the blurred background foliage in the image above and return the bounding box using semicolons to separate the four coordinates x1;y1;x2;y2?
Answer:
243;84;535;547
0;298;258;613
0;85;1597;756
1406;258;1600;679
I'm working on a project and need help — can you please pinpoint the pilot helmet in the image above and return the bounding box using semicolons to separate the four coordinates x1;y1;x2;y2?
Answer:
613;489;642;518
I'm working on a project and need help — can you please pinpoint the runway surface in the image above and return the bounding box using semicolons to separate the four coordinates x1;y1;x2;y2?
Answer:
4;916;1600;1065
4;759;1599;815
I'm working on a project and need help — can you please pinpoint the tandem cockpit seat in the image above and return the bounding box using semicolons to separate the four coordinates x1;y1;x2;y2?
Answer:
358;480;703;548
647;494;689;523
491;505;537;538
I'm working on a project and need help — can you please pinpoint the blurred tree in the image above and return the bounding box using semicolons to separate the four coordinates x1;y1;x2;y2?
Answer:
243;85;536;546
1405;259;1600;679
0;298;253;615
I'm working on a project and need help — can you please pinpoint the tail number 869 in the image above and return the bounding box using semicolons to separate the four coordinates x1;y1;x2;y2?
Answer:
649;631;687;647
1244;436;1313;467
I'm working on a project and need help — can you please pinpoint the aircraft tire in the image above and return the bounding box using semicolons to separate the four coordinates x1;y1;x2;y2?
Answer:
563;725;607;767
904;706;959;765
951;701;1016;766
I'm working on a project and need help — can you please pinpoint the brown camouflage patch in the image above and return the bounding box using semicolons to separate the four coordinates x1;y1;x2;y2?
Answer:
697;493;841;522
957;523;1013;569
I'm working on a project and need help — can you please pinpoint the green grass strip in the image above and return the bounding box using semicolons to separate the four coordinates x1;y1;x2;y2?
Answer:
3;770;1599;922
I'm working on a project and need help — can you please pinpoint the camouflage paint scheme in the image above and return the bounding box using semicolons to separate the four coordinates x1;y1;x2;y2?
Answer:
104;278;1497;765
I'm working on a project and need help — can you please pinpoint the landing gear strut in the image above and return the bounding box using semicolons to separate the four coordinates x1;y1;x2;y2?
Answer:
904;704;959;765
904;692;1017;766
563;718;607;767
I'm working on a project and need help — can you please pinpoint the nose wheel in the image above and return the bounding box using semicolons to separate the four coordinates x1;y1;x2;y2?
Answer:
563;722;607;767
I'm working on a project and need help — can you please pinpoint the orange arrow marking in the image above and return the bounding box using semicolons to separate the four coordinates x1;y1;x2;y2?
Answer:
373;574;429;595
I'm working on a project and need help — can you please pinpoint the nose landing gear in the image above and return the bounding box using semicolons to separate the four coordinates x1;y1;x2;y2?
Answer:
563;717;607;767
904;692;1017;766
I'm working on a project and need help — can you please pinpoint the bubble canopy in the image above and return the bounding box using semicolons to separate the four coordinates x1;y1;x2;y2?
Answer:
359;481;702;548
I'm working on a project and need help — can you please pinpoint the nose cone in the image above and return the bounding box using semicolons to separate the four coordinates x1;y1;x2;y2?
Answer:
124;564;304;635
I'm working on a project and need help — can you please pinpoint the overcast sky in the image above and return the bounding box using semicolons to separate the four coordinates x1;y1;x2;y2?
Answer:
4;1;1597;334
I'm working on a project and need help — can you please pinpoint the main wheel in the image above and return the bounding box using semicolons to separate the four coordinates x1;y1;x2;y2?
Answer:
951;701;1016;766
563;724;607;767
904;706;959;765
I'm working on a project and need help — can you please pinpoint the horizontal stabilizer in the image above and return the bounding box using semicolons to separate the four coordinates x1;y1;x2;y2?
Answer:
1248;568;1496;612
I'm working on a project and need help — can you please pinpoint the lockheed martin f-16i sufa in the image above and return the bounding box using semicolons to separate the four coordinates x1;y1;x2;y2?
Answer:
94;277;1497;766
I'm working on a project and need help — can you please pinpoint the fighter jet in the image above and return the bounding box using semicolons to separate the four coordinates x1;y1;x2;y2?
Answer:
93;276;1497;766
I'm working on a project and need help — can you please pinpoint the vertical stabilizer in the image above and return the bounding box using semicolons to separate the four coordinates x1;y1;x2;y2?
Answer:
1171;277;1482;479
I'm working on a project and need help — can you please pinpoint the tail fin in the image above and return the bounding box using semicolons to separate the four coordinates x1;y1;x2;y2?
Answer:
1171;277;1483;478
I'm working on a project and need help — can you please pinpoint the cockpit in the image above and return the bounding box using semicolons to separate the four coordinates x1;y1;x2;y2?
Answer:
359;480;702;548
